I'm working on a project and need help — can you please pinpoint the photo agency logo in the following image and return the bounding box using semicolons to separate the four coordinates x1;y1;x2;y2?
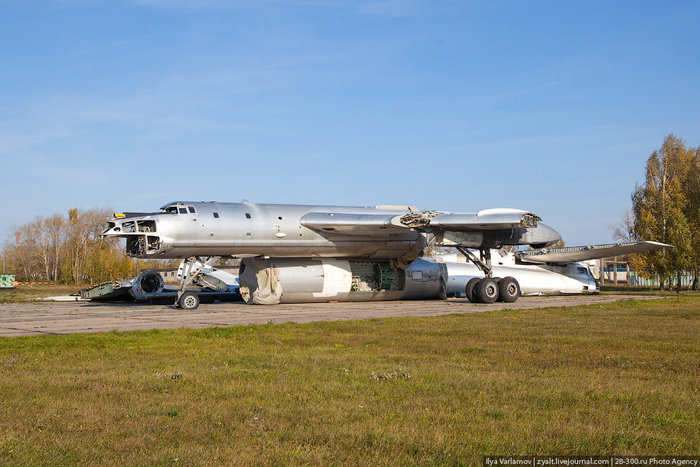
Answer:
483;457;700;467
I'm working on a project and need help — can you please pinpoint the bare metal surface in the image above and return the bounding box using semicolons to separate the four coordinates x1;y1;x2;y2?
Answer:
0;295;662;337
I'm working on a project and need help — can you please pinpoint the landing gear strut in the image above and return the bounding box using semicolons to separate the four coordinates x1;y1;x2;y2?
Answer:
456;247;521;303
456;247;493;278
176;256;216;309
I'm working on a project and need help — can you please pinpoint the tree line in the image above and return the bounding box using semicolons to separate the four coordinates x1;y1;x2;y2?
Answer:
1;208;173;284
614;134;699;289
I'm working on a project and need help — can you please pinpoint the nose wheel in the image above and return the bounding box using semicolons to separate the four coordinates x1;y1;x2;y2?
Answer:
175;256;217;309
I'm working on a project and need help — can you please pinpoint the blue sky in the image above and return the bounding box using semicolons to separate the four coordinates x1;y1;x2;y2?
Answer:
1;0;698;245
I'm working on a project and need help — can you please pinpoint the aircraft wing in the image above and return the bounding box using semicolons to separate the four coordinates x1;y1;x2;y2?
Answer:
300;212;406;235
425;209;541;231
516;241;672;264
300;208;541;236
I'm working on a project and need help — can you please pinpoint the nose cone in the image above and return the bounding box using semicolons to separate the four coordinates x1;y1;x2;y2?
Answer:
523;223;562;248
540;223;562;247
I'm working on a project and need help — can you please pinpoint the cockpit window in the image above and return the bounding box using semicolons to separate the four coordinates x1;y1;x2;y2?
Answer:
165;206;178;214
577;267;588;275
178;207;187;214
188;207;195;214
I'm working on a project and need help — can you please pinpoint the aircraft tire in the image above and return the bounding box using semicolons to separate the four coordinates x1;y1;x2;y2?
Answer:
466;278;481;303
498;276;520;303
475;278;499;304
178;292;200;310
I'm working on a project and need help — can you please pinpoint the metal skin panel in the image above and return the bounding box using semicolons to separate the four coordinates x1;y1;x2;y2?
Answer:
313;260;354;299
102;201;561;259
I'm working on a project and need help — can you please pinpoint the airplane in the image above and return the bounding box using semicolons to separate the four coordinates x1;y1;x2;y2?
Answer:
432;241;671;299
102;200;563;308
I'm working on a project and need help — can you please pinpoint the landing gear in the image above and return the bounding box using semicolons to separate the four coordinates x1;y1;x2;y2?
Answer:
457;247;521;304
498;276;520;303
175;256;217;310
475;277;499;303
465;278;480;302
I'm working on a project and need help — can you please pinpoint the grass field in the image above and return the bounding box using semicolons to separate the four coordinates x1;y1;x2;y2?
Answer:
0;297;699;465
0;285;81;303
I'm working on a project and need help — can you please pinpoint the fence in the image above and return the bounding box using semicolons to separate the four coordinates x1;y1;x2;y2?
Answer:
627;270;695;287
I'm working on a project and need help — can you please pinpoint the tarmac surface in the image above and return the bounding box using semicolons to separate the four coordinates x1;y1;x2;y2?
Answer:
0;295;662;337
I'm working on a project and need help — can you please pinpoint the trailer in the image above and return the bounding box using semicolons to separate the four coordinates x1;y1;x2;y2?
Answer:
79;265;240;305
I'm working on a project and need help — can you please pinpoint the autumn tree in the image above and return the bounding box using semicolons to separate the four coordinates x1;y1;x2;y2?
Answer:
631;134;696;289
1;207;149;284
684;146;700;289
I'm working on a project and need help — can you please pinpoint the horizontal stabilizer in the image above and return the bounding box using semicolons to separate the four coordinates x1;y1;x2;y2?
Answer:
516;241;672;264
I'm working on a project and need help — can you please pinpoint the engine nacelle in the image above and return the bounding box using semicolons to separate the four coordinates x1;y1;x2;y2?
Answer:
129;270;165;301
239;257;447;305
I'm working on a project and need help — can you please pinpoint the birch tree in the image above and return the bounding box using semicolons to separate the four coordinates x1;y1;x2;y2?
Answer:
632;134;694;288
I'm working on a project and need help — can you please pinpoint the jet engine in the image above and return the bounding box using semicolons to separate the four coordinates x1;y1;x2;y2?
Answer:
130;270;165;301
238;257;447;305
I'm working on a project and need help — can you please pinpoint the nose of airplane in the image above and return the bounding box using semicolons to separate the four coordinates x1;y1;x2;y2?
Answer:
522;222;562;248
540;223;562;247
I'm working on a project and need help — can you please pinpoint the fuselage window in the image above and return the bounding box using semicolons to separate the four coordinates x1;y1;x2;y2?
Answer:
213;212;219;218
245;213;251;219
188;207;195;214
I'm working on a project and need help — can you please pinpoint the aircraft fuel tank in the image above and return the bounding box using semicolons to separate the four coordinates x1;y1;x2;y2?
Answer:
238;257;447;305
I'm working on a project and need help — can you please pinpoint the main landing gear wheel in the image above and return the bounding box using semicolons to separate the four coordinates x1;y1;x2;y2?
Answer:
475;277;499;304
178;291;200;310
497;276;520;303
465;278;481;303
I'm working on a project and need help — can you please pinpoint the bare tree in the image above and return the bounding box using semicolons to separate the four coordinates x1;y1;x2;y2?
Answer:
610;210;636;243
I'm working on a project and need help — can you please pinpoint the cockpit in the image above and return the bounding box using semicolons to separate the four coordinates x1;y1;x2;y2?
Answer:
160;202;196;215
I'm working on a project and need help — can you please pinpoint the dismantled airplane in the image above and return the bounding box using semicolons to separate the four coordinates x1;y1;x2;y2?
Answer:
434;241;670;299
102;201;562;307
101;201;670;308
79;261;240;305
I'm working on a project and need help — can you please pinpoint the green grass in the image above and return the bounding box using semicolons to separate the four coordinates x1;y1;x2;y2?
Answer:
0;297;699;465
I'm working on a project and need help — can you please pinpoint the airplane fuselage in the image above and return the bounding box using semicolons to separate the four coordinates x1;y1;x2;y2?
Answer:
107;201;424;260
103;201;561;261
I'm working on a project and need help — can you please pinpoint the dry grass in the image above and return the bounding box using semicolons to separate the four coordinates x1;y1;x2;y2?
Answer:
0;285;81;303
0;297;698;465
601;285;700;296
